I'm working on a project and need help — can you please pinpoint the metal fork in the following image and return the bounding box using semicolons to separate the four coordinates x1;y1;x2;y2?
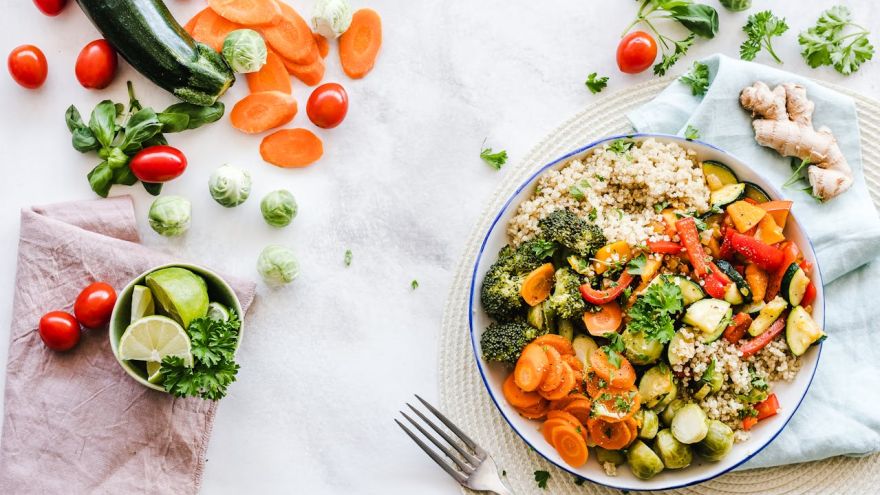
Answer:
395;395;515;495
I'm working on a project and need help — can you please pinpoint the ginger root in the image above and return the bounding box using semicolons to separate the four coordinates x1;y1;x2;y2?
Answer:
740;81;853;200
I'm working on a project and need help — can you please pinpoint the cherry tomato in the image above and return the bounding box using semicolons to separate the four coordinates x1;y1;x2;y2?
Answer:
75;39;118;89
33;0;67;16
38;311;81;351
7;45;48;89
306;83;349;129
74;282;117;328
616;31;658;74
129;145;187;182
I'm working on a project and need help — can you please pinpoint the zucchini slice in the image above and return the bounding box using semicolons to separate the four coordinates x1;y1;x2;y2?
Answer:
710;183;746;208
715;259;753;304
780;262;811;306
743;182;772;203
786;306;826;356
661;275;705;306
557;318;575;342
748;296;788;336
683;299;731;337
741;300;765;315
702;160;739;187
701;308;732;343
572;334;598;370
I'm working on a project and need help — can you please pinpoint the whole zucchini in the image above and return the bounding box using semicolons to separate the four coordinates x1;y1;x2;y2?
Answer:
75;0;234;105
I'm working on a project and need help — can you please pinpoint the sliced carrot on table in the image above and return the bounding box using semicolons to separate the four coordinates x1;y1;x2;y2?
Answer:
192;8;243;52
339;9;382;79
230;91;297;134
282;54;325;86
514;343;548;392
246;50;292;94
539;346;564;392
532;334;574;356
207;0;281;26
183;8;209;36
502;374;542;409
539;362;576;401
551;425;589;467
582;302;623;336
588;417;632;450
314;32;329;58
260;128;324;168
520;263;554;306
589;348;636;389
261;2;319;64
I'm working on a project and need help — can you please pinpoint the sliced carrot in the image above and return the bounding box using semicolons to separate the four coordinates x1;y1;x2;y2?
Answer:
539;346;564;392
541;418;573;444
547;410;589;443
520;263;554;307
549;393;589;411
260;128;324;168
563;355;584;372
552;425;590;467
314;32;329;58
587;417;632;450
515;399;550;420
282;54;325;86
183;8;209;36
532;334;575;356
192;8;243;52
246;50;292;94
582;302;623;337
502;374;542;409
339;9;382;79
230;91;297;134
539;362;576;401
562;399;592;425
585;372;605;398
260;2;319;64
207;0;281;26
589;348;636;389
514;343;548;392
623;417;639;446
592;387;640;423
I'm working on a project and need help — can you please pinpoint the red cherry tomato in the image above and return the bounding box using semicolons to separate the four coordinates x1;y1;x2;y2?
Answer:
38;311;81;351
616;31;658;74
7;45;48;89
306;83;349;129
75;39;118;89
129;145;187;182
33;0;67;16
74;282;117;328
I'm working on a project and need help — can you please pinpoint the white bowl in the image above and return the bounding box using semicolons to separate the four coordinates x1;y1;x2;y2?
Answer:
468;134;824;490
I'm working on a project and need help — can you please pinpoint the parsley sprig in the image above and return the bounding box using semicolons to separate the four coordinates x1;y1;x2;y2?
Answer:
684;124;700;140
680;61;710;96
534;470;551;489
626;281;683;344
601;332;626;368
160;314;241;401
480;139;508;170
585;72;609;94
799;5;874;75
740;10;789;64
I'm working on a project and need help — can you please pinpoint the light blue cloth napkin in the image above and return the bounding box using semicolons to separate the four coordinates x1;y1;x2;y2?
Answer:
628;54;880;469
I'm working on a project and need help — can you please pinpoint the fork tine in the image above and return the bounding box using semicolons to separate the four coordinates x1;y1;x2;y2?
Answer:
395;419;467;484
415;394;485;456
400;411;475;473
406;403;481;466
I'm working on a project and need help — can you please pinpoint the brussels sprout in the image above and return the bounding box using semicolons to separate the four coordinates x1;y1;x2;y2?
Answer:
557;318;575;342
671;403;709;444
696;419;735;461
311;0;353;38
660;398;686;426
623;328;664;365
626;440;665;480
667;329;695;366
595;447;625;466
719;0;751;12
653;429;693;469
638;409;660;440
260;189;298;228
639;363;676;409
222;29;267;73
257;245;300;285
572;334;598;370
209;165;252;207
148;195;191;236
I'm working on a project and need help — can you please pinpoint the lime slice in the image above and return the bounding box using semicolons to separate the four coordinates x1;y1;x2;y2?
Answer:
206;302;230;322
118;315;193;366
145;267;209;328
146;361;164;384
130;285;155;323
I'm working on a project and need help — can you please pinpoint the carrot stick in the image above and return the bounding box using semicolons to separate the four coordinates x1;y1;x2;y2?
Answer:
520;263;554;306
531;334;575;356
539;346;564;392
582;302;623;336
192;8;243;52
207;0;281;26
314;32;329;58
552;425;589;467
339;9;382;79
282;54;325;86
260;2;319;64
246;50;292;94
502;374;542;409
260;128;323;168
230;91;298;134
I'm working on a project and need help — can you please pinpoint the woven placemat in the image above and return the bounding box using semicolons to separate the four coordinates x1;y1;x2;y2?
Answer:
438;76;880;495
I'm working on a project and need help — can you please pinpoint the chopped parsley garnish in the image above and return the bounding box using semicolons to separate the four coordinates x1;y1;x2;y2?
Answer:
530;238;557;259
480;140;508;170
588;208;598;222
585;72;609;94
626;281;683;344
160;314;241;400
684;124;700;140
700;358;717;384
411;280;419;290
608;139;634;155
626;254;648;275
654;201;670;213
569;178;593;200
601;332;626;368
680;61;710;96
534;470;551;489
344;249;353;267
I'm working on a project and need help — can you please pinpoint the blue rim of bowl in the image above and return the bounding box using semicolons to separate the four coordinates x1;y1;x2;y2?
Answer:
467;133;825;491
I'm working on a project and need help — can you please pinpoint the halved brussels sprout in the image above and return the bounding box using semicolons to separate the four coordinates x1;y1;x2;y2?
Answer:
572;334;598;371
653;429;693;469
627;440;665;480
660;398;686;426
595;446;625;466
557;318;575;342
639;363;676;409
638;409;660;440
623;328;664;365
696;419;735;461
671;403;709;444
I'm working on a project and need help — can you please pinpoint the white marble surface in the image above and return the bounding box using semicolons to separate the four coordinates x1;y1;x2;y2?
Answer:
1;1;878;493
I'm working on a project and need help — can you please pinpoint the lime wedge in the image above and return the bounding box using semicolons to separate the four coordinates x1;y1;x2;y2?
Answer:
206;302;230;322
118;315;193;366
145;267;209;328
146;361;164;384
130;285;155;323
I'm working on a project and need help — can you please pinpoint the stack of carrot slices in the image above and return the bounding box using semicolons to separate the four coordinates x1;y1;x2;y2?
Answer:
502;339;642;468
183;0;382;168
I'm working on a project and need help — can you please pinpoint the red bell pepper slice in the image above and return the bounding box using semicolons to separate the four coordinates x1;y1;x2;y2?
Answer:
742;416;759;430
766;242;800;301
647;240;683;254
702;271;729;299
723;312;753;344
755;393;780;420
728;231;785;272
739;313;787;358
801;282;817;307
718;228;736;261
579;271;634;305
675;217;710;277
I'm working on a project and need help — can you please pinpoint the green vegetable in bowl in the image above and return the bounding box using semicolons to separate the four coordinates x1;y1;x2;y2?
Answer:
696;419;735;461
257;245;300;285
720;0;751;12
209;165;252;207
480;320;541;366
627;440;665;480
595;446;625;466
260;190;298;228
671;403;709;444
148;196;191;236
222;29;267;73
653;429;693;469
638;409;660;440
638;363;676;410
622;328;664;365
311;0;353;38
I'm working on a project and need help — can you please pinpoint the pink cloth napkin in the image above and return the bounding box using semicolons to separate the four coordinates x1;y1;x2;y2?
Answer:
0;196;256;494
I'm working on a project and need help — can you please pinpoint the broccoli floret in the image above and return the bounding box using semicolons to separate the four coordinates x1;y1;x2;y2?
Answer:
480;320;541;365
548;267;586;319
480;244;546;320
538;209;606;258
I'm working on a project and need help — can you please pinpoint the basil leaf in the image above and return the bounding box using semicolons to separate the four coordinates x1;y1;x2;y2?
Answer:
65;105;85;132
120;108;163;153
161;102;225;130
87;162;114;198
112;165;138;186
142;182;163;196
106;147;130;170
66;105;100;152
143;133;168;147
157;112;190;133
88;100;118;149
669;4;719;38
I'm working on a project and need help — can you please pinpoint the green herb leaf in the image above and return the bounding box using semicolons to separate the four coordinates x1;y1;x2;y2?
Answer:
684;125;700;140
608;139;634;155
740;10;789;63
601;332;625;368
626;281;683;344
668;4;719;39
798;6;874;75
654;201;670;213
142;182;163;196
700;358;717;384
530;239;557;259
87;162;113;198
157;112;190;133
411;280;419;290
585;72;609;94
588;208;598;222
120;107;163;153
88;100;119;149
344;249;353;267
534;470;551;489
679;61;710;96
161;101;226;130
654;34;696;76
569;179;592;200
480;144;508;170
160;314;241;401
626;254;648;275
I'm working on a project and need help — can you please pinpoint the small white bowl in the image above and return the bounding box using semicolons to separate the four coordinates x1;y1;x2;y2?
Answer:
468;134;824;491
